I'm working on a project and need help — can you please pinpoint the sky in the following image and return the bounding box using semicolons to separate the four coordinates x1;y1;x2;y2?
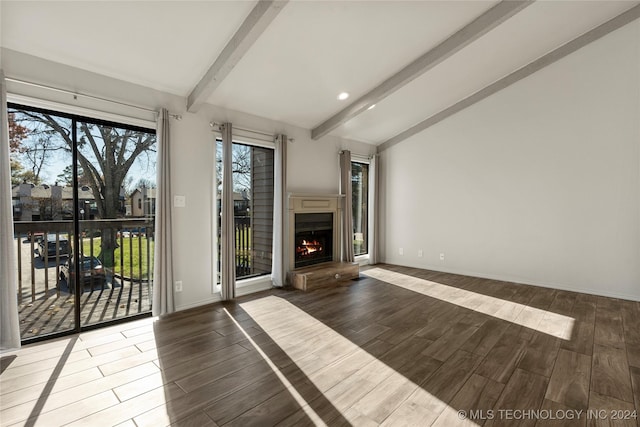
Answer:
11;109;157;191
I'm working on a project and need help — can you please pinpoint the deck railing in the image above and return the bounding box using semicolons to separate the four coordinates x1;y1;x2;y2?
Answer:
13;218;154;303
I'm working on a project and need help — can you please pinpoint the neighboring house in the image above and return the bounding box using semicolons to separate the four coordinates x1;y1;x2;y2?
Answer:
130;187;156;217
215;191;250;217
11;183;128;220
11;183;96;221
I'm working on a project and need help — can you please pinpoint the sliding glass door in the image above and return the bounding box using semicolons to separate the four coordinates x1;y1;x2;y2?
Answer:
8;103;156;343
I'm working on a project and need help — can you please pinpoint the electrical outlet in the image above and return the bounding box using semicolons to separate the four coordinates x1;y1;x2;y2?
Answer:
174;281;183;292
439;253;445;261
418;249;423;257
399;247;404;255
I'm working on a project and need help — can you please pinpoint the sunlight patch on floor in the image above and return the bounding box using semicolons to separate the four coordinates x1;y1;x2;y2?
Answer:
222;307;327;426
363;268;574;340
240;296;476;426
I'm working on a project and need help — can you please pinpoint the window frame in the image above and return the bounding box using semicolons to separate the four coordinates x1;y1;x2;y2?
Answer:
213;137;276;295
8;101;156;345
351;157;370;261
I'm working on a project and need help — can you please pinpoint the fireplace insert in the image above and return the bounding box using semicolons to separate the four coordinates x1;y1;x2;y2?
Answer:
294;212;333;268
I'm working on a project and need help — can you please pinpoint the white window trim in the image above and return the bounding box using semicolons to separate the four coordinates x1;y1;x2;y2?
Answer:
355;253;370;266
237;276;273;297
7;93;157;129
233;133;275;149
351;154;371;164
237;274;272;288
212;135;276;295
351;159;370;257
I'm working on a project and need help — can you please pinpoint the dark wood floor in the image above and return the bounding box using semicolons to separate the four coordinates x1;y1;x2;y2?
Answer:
1;264;639;426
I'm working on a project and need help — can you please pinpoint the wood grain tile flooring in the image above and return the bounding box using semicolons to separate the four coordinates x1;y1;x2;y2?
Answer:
1;264;638;426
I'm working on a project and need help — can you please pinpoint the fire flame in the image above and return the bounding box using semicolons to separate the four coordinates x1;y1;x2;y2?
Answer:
297;239;323;256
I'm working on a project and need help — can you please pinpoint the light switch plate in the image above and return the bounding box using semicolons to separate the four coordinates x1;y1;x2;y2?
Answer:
174;195;186;208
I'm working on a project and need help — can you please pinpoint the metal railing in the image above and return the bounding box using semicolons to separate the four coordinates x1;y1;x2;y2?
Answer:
216;215;257;279
13;218;154;303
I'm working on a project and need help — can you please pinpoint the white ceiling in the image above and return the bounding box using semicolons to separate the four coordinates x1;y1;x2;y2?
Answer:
1;1;258;94
2;1;639;146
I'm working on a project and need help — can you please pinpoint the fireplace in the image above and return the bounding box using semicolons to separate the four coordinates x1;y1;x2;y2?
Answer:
288;194;342;273
295;213;333;268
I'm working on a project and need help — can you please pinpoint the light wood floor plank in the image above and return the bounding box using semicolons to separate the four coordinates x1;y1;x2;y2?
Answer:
67;383;185;427
0;346;140;394
6;390;120;427
0;366;103;411
1;362;158;425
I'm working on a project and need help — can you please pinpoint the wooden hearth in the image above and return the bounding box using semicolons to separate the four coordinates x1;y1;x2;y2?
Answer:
289;261;359;291
287;193;359;290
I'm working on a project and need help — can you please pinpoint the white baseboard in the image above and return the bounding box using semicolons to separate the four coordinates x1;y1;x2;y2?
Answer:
377;259;640;302
175;295;221;312
175;278;273;312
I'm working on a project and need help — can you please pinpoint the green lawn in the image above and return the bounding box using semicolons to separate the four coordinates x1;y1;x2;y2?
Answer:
82;237;154;280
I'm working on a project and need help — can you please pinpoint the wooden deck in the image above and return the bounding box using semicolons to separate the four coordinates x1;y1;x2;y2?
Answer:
18;280;152;340
2;264;639;426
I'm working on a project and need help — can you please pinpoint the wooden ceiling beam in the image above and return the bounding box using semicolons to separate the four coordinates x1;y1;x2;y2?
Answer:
378;3;640;152
187;0;288;113
311;0;533;140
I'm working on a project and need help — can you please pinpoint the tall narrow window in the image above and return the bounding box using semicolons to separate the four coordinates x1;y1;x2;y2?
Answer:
352;161;369;256
216;140;274;284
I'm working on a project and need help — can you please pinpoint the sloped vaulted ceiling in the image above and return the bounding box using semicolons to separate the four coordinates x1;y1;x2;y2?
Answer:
1;0;639;147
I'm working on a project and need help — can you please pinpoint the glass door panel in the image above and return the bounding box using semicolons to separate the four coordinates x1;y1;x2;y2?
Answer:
352;162;369;256
74;120;156;327
9;107;76;340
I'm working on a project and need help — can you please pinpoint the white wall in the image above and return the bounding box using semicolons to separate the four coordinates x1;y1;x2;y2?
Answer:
380;21;640;301
2;48;376;311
